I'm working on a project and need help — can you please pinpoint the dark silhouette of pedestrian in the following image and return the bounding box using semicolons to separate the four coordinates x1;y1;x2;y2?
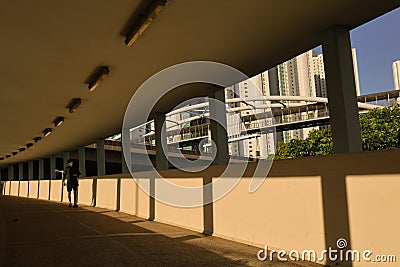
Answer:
62;159;81;207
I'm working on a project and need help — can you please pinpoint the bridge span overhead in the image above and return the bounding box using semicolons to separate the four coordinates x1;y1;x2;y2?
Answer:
1;2;400;266
0;0;398;165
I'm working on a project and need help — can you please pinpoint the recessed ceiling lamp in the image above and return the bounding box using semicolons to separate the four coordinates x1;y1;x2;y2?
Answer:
53;117;64;127
33;137;42;143
87;66;110;92
18;148;26;152
43;128;52;137
125;0;167;47
26;143;33;148
66;98;81;113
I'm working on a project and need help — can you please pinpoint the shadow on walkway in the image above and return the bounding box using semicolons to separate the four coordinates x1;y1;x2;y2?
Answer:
0;196;310;267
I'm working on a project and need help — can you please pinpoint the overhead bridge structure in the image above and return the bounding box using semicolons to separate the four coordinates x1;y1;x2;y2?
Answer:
1;1;400;266
126;95;382;147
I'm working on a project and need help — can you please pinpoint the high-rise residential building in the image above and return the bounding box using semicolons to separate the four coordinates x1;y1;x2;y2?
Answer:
311;48;360;97
225;74;276;159
232;47;361;144
312;53;327;97
168;48;362;159
352;48;361;96
297;50;318;97
273;51;323;141
393;60;400;91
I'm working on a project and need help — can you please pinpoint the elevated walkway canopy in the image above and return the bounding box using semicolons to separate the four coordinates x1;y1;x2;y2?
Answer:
0;0;399;166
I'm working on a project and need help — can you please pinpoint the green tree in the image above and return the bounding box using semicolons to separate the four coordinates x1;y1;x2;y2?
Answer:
274;128;332;159
360;105;400;150
274;105;400;159
307;128;333;156
274;138;310;159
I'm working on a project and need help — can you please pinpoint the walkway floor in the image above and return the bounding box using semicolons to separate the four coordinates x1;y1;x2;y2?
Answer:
0;196;319;267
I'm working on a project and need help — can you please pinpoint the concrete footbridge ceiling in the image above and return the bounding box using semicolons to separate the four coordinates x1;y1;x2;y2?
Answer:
0;0;398;166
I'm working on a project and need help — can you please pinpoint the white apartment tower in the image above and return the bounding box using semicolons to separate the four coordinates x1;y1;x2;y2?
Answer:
189;48;362;158
225;73;276;159
312;53;327;97
268;48;361;142
352;48;361;96
393;60;400;91
274;51;319;141
311;48;360;97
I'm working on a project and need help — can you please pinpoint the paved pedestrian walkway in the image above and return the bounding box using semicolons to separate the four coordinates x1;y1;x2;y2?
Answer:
0;196;320;266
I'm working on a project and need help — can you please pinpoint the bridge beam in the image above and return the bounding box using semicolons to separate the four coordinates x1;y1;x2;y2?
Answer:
39;159;44;180
96;139;106;176
154;112;169;170
63;152;69;170
50;156;56;180
322;26;362;153
28;161;33;180
18;163;24;181
78;147;86;177
121;129;130;174
8;165;14;181
0;168;4;182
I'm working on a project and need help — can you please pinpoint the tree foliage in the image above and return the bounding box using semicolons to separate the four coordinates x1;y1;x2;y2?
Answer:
274;105;400;159
274;128;333;159
360;105;400;151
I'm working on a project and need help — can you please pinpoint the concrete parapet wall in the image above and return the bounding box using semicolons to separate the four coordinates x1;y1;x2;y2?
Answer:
2;149;400;266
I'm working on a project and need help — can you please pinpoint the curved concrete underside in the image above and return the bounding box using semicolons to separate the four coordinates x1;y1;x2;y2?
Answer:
0;0;398;166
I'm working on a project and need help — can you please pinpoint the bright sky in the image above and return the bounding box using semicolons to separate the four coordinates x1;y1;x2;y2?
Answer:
315;7;400;95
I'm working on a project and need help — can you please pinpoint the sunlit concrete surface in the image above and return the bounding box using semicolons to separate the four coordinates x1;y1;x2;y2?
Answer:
0;196;321;267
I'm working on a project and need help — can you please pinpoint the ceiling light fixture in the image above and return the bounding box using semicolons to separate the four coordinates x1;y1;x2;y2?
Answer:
43;128;52;137
34;137;42;143
66;98;82;113
124;0;167;47
87;66;110;92
53;117;64;127
26;143;33;148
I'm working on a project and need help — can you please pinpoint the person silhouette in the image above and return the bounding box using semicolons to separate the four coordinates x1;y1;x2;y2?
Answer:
62;159;81;207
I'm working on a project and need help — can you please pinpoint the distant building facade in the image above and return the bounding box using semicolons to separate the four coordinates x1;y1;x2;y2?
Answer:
226;47;361;153
165;48;362;159
393;60;400;91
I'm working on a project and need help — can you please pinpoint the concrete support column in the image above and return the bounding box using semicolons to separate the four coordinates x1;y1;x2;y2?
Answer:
154;112;169;170
19;163;24;181
121;129;131;174
63;152;69;169
96;139;106;176
38;159;44;180
209;87;229;165
50;156;56;180
8;165;14;181
78;147;86;177
202;86;229;235
0;169;3;195
28;160;36;198
322;26;362;153
28;161;33;180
